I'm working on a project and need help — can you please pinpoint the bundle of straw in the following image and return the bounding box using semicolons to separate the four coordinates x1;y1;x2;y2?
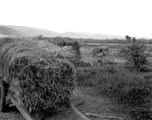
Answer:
37;40;76;60
0;38;76;113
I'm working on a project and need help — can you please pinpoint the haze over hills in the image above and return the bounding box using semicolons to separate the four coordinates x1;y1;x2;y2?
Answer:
0;25;127;39
8;25;59;37
61;32;125;39
0;25;23;37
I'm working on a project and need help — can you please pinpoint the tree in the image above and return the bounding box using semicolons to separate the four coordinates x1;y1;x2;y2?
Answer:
71;41;81;62
132;37;136;43
125;35;131;43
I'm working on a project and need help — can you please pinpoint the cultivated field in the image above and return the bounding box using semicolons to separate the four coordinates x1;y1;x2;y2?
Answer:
81;41;152;64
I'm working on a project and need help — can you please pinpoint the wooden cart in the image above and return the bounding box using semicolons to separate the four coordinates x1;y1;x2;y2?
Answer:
0;80;90;120
0;80;6;112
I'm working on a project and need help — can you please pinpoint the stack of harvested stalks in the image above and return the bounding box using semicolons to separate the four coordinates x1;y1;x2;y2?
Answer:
0;38;76;114
37;39;76;61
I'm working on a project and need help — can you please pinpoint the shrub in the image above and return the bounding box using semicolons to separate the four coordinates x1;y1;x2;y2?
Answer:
121;42;148;71
131;106;152;120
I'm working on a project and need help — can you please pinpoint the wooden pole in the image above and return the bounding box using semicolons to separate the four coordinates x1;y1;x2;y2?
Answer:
0;80;5;112
9;94;33;120
85;113;123;120
70;103;90;120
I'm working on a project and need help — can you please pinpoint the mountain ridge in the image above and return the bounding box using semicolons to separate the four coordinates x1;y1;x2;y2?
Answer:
0;25;128;39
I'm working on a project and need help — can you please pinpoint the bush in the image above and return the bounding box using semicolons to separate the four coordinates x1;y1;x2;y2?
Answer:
121;42;148;71
131;106;152;120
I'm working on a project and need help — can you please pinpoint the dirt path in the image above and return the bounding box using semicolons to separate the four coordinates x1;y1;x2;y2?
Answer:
0;88;132;120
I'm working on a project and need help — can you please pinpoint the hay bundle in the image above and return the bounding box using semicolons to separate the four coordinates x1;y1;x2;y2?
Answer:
0;39;76;113
37;40;76;60
92;46;109;58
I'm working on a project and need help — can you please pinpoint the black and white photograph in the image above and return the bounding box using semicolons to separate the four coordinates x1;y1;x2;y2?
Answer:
0;0;152;120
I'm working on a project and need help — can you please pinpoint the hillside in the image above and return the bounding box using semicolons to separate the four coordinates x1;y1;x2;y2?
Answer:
0;25;23;37
8;25;59;37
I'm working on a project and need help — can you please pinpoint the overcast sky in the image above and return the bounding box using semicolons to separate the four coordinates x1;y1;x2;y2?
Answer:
0;0;152;38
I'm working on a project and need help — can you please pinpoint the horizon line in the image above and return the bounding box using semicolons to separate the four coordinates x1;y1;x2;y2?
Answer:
0;24;152;39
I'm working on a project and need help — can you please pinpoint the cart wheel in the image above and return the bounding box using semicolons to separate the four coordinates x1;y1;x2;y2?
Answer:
0;81;5;112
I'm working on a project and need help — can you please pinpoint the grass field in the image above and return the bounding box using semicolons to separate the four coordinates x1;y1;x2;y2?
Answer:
81;42;152;64
81;42;129;64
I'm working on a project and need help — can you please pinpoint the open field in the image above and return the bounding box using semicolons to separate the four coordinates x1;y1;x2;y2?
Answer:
80;42;129;64
80;42;152;64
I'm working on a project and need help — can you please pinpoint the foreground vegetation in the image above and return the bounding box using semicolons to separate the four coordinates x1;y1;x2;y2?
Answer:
76;65;152;120
77;39;152;120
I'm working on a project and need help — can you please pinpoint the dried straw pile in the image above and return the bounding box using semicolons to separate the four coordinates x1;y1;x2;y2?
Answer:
0;38;76;113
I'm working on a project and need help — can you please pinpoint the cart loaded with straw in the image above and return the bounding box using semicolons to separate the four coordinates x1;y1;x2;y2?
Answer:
0;38;90;120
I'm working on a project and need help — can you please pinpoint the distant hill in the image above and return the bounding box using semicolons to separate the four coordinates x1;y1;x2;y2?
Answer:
0;25;23;37
0;25;126;39
61;32;125;39
8;25;59;37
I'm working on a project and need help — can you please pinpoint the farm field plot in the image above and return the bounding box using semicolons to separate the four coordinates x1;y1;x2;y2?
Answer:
80;43;126;63
80;42;152;64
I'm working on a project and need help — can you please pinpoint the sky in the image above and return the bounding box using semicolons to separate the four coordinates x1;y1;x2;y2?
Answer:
0;0;152;38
